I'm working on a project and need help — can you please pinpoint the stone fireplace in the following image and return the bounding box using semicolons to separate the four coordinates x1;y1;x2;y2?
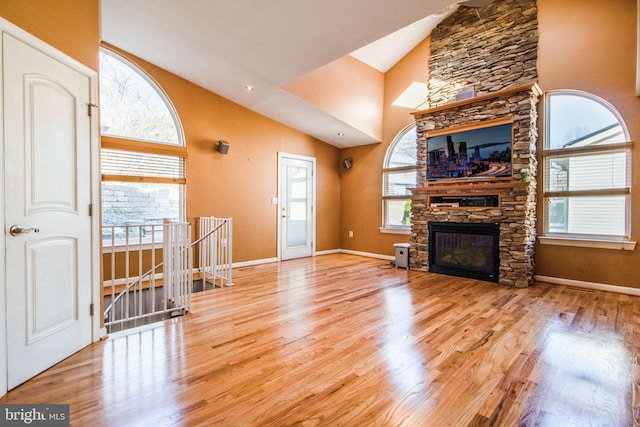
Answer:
408;0;540;288
429;221;500;282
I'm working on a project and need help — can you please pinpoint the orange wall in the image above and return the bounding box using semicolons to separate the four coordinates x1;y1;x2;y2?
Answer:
4;0;639;288
535;0;640;287
284;55;384;141
0;2;341;265
0;0;99;70
339;0;640;288
104;45;342;262
340;38;430;255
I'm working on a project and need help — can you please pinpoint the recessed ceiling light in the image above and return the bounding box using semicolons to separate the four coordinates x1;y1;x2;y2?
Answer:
337;132;345;136
245;85;255;92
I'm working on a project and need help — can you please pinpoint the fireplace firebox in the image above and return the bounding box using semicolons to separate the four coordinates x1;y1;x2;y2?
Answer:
428;222;500;283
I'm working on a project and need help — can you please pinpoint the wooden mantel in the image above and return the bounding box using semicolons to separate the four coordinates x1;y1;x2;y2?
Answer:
412;181;529;194
411;82;542;118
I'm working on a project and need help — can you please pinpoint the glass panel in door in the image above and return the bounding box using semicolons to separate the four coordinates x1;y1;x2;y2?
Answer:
287;165;308;248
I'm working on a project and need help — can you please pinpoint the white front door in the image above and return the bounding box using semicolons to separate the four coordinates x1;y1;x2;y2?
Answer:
279;154;315;260
3;33;93;389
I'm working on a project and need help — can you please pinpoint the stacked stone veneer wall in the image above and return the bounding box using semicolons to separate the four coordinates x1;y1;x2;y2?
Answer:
102;184;178;226
409;89;541;288
429;0;538;106
409;85;540;287
408;0;540;287
410;87;540;287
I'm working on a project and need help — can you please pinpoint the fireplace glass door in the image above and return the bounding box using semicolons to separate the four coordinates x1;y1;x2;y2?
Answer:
428;222;500;282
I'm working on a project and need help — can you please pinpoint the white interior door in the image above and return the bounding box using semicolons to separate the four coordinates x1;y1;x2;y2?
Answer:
3;33;93;389
279;154;315;260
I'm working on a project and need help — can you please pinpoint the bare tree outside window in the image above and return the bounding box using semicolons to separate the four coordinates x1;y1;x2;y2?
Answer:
100;52;179;145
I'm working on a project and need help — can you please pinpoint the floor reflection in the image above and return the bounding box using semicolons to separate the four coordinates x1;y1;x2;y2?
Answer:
535;323;631;426
381;287;430;402
101;324;184;423
278;269;313;340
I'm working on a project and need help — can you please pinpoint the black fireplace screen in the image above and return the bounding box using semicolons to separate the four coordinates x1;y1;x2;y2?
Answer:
428;222;499;282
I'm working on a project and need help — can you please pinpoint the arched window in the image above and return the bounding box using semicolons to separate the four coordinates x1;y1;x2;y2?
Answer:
382;124;417;231
542;90;631;243
99;48;186;243
100;50;181;145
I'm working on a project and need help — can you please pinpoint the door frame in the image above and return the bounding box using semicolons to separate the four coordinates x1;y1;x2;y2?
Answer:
277;152;317;261
0;18;102;397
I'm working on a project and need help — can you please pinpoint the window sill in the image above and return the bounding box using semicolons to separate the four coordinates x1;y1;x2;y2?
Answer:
538;236;636;251
379;227;411;235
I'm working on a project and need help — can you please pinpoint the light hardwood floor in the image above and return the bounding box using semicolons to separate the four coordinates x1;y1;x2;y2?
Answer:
2;254;639;426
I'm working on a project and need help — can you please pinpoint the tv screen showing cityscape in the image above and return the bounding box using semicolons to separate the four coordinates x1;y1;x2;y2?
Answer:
426;123;513;181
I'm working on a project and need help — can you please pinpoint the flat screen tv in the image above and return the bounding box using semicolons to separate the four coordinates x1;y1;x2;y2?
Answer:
427;122;513;181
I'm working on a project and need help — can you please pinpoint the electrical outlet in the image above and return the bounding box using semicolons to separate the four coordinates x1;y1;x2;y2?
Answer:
348;231;353;238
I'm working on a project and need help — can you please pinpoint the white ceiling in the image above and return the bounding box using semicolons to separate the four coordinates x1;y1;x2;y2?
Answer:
100;0;463;148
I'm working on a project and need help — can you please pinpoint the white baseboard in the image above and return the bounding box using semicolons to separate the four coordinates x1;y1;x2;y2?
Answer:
105;258;279;285
233;257;279;268
535;275;640;296
339;249;394;261
314;249;341;256
232;251;394;265
104;253;391;284
107;320;167;339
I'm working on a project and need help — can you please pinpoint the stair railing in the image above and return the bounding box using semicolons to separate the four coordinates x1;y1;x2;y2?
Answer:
103;218;232;333
199;216;233;288
103;221;191;332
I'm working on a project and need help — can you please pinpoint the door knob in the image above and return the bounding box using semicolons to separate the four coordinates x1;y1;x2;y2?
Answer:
9;225;40;237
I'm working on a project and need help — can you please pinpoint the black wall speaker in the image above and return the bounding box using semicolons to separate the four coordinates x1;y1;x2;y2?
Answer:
217;140;230;154
342;158;353;169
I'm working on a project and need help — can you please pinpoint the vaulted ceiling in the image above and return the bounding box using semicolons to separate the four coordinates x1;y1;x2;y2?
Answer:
100;0;480;148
